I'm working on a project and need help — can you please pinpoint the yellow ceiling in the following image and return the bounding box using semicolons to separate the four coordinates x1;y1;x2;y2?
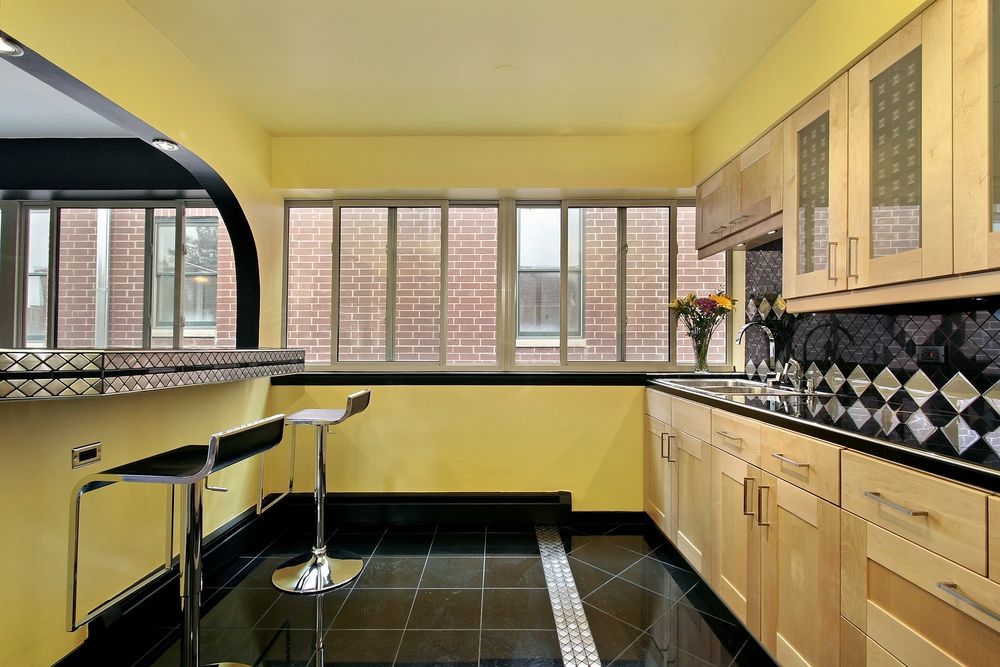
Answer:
125;0;816;137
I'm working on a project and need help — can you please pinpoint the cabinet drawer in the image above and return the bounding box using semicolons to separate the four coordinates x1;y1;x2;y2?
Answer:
711;409;761;466
672;397;712;442
842;451;988;574
760;425;841;504
844;520;1000;667
645;388;672;424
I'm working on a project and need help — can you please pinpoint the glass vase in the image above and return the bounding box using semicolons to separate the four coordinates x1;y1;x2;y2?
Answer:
690;334;711;373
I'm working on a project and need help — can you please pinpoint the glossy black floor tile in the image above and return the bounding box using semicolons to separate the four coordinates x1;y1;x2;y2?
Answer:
356;557;427;588
486;522;537;534
482;589;555;630
618;556;700;600
223;556;293;588
637;602;751;666
311;629;402;666
201;588;281;629
730;636;777;666
567;539;644;575
567;557;613;597
419;556;485;588
255;589;350;630
479;630;564;666
582;602;645;665
146;628;256;666
329;589;417;630
483;556;546;588
394;629;479;666
374;532;435;557
408;589;483;629
325;532;385;558
485;532;540;556
583;577;674;633
263;531;327;557
429;532;486;556
677;582;742;627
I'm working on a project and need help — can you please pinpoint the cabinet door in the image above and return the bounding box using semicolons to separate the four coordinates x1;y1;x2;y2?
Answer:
953;0;1000;273
846;1;953;288
710;447;762;636
676;430;713;575
841;513;1000;667
696;162;737;245
644;417;677;542
760;475;841;667
736;127;783;229
783;74;849;298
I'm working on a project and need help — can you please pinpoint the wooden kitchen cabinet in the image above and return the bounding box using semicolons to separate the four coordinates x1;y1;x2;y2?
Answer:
759;474;841;667
644;415;676;541
697;162;738;243
952;0;1000;274
841;511;1000;667
710;447;763;636
782;74;849;299
675;428;713;576
845;0;953;289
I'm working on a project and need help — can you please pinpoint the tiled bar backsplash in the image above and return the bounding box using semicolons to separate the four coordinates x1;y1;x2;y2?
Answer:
743;239;1000;469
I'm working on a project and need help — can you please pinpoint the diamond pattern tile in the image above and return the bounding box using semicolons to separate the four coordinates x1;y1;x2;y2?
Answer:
943;416;980;454
940;373;979;413
873;404;901;434
905;410;937;444
825;365;846;393
847;366;871;397
904;370;937;407
984;379;1000;416
873;368;902;401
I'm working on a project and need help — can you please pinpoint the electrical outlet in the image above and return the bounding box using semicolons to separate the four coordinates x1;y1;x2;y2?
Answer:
916;345;946;365
71;442;102;468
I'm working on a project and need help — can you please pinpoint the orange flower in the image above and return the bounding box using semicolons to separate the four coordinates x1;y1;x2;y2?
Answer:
708;293;733;310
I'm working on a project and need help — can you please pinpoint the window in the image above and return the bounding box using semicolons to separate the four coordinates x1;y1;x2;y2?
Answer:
285;199;730;370
2;200;233;350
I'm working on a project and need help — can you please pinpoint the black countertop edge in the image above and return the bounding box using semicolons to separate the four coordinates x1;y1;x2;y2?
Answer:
271;371;744;387
647;382;1000;494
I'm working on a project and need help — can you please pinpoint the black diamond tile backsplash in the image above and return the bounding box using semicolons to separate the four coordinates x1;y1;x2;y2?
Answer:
742;239;1000;472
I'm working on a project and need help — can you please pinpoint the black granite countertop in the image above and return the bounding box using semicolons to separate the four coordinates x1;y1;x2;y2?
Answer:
649;379;1000;493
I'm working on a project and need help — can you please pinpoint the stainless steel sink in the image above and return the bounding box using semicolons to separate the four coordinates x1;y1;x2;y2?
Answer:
664;377;831;397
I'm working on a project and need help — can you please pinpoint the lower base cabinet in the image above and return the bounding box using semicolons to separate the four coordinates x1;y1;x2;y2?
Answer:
676;429;713;575
760;475;841;667
841;511;1000;666
644;415;676;541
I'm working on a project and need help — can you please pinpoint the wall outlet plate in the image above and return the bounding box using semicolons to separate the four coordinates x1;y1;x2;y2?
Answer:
71;442;102;468
916;345;946;365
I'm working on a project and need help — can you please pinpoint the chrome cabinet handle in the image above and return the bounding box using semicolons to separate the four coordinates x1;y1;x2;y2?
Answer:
757;485;771;526
847;236;860;279
710;225;729;235
716;431;743;442
659;433;677;462
729;214;750;226
937;582;1000;623
864;491;928;517
742;477;756;516
666;434;676;463
827;242;838;281
204;480;228;493
771;453;809;468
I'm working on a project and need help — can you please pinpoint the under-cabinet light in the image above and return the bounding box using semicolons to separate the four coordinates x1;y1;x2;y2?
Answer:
151;138;179;152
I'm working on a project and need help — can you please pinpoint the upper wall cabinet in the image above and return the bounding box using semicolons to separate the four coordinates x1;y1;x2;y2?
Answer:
696;128;783;258
782;74;849;299
846;0;953;289
953;0;1000;273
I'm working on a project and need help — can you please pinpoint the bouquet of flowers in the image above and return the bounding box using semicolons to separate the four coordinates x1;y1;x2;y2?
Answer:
669;290;735;371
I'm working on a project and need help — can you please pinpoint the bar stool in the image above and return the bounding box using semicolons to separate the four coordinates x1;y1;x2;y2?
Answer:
68;414;287;667
272;388;371;594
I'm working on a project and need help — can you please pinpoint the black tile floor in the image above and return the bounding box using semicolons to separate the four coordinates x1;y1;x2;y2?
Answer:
116;516;775;667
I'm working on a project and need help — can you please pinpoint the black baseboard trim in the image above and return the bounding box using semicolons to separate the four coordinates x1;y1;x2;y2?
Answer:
275;491;572;527
564;511;648;525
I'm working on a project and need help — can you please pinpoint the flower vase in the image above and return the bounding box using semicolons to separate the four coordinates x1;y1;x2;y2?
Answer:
690;334;711;373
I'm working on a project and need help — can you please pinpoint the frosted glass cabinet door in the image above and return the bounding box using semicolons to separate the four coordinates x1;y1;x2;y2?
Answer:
782;74;849;298
953;0;1000;273
846;1;953;289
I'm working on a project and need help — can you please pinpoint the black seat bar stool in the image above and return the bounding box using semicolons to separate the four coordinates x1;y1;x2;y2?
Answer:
67;414;287;667
272;389;371;594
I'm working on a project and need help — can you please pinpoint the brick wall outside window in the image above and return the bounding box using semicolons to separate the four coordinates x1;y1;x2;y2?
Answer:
625;207;671;362
447;207;497;365
287;207;333;364
676;206;728;365
395;208;441;362
338;207;388;361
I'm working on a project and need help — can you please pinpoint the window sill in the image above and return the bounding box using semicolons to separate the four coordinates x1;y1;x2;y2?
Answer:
151;327;217;338
515;338;587;348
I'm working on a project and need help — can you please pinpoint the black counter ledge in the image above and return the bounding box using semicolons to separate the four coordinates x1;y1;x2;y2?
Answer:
0;348;305;399
648;380;1000;494
271;370;745;387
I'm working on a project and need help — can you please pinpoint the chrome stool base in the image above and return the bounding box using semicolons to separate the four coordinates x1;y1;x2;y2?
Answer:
272;550;364;594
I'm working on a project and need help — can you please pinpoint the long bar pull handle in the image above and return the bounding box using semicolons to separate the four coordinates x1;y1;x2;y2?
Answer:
827;242;838;281
660;433;669;459
665;434;676;463
716;431;743;442
757;485;771;526
937;582;1000;623
710;225;729;235
847;236;860;279
864;491;928;517
742;477;756;516
204;480;228;493
771;453;809;468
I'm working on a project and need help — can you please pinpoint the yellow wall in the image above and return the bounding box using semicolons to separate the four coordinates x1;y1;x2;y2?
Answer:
272;134;693;193
265;385;644;513
3;0;284;345
691;0;930;182
0;380;274;667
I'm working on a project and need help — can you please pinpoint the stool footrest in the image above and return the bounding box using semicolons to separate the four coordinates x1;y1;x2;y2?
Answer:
271;553;364;594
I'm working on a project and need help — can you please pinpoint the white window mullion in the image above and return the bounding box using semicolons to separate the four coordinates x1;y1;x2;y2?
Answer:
439;201;449;368
559;201;569;367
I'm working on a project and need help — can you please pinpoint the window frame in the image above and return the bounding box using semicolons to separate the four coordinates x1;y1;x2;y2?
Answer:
0;198;219;350
152;214;221;332
285;198;734;372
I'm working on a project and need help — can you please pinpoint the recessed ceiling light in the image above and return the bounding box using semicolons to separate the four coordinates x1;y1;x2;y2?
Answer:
151;138;179;152
737;242;746;247
767;229;777;235
0;35;24;57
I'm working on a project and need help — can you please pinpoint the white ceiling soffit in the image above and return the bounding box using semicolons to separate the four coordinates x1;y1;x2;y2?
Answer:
126;0;817;137
0;57;132;139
